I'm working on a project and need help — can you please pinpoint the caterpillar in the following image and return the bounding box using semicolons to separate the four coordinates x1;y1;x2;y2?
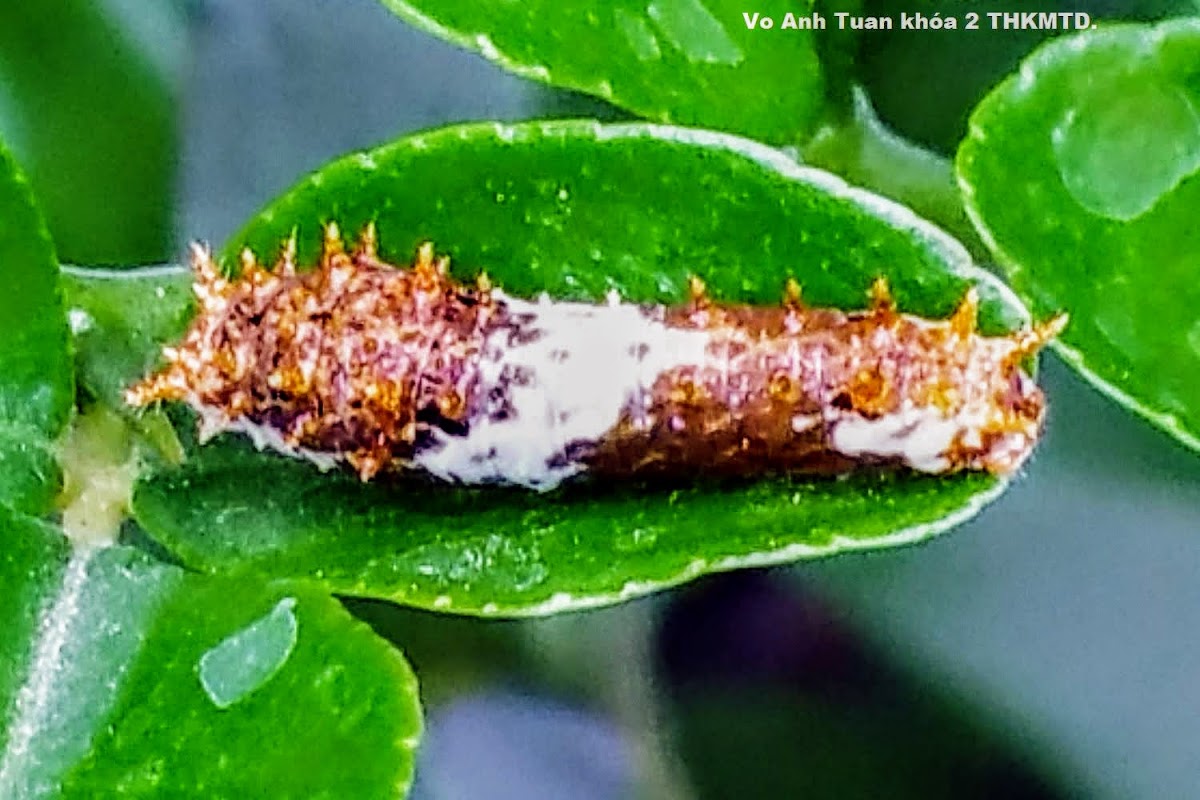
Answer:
126;224;1066;491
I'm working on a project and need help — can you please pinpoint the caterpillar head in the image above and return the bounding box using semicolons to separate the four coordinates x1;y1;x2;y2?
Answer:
825;283;1067;477
954;309;1068;475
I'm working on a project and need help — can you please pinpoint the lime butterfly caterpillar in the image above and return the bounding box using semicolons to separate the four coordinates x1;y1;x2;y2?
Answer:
126;224;1067;491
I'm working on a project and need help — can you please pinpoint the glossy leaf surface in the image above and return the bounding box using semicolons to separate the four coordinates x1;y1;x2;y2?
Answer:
0;511;422;799
0;141;71;518
127;121;1032;615
376;0;850;145
0;144;72;439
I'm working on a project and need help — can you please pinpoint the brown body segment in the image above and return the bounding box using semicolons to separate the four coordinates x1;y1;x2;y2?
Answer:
582;279;1065;480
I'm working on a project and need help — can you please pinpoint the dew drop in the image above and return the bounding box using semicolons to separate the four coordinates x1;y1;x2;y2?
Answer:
646;0;743;66
198;597;298;709
1051;76;1200;221
67;308;94;334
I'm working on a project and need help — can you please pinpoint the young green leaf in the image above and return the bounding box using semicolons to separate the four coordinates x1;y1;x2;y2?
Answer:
0;140;71;519
958;19;1200;454
0;142;73;440
60;265;193;409
0;428;61;517
0;511;422;799
127;120;1034;616
374;0;849;145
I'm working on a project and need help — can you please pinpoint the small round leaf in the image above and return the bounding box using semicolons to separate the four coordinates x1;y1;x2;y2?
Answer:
958;19;1200;453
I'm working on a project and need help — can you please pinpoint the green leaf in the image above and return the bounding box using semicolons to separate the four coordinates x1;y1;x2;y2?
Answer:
0;427;61;517
854;0;1194;154
0;141;73;439
0;0;181;263
0;515;70;747
0;510;422;799
957;19;1200;454
803;90;987;259
60;265;193;409
857;0;1058;155
0;138;71;518
376;0;846;145
129;121;1033;616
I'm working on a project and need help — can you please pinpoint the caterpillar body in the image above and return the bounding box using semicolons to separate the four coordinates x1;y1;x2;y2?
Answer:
126;224;1066;491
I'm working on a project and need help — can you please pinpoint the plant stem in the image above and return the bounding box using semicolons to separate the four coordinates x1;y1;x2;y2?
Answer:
803;88;989;260
523;602;696;800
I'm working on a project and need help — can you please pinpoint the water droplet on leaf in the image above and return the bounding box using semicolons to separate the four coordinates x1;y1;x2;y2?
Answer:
1052;76;1200;221
198;597;298;709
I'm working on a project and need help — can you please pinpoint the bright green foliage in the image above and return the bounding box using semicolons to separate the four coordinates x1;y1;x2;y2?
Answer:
121;121;1032;616
0;143;72;439
958;19;1200;453
0;514;70;762
0;142;71;517
376;0;853;145
0;511;423;799
0;430;61;517
0;0;180;263
135;442;1005;616
60;266;193;409
0;115;422;796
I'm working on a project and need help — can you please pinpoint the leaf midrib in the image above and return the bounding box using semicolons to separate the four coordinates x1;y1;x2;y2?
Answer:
0;546;91;797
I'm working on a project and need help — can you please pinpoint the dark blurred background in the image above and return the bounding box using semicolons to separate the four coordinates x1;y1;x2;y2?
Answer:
4;0;1200;797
